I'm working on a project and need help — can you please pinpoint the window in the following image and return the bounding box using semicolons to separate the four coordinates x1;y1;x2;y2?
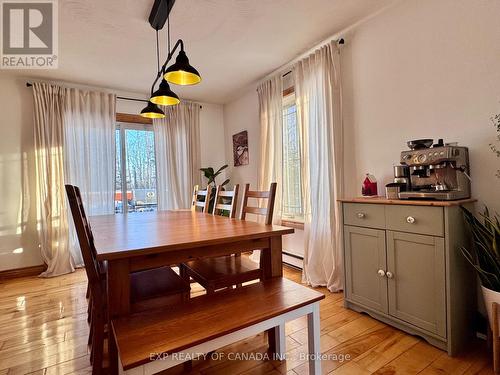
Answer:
115;122;158;213
282;92;304;222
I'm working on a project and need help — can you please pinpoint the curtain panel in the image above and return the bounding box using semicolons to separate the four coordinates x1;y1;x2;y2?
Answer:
154;102;201;210
293;41;344;292
32;82;116;276
257;75;283;224
63;88;116;267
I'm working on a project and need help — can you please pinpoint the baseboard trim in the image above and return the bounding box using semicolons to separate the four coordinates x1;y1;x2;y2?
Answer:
0;264;47;280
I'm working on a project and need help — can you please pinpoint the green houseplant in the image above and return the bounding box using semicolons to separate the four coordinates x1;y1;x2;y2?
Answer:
460;112;500;330
200;164;230;213
461;207;500;330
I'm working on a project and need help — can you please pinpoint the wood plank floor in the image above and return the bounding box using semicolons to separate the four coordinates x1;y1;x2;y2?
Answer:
0;266;492;374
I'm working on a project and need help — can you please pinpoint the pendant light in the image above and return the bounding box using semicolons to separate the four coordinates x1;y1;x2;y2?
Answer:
150;29;180;106
164;49;201;85
163;7;201;86
140;101;165;119
150;79;180;106
140;0;201;118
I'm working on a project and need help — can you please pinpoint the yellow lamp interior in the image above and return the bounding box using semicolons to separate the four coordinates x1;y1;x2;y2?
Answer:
150;95;180;106
164;70;201;86
140;112;165;119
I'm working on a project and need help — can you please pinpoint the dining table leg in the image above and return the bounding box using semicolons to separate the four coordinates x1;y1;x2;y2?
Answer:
261;235;284;357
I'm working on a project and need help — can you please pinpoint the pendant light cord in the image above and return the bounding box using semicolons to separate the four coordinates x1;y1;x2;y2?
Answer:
156;29;160;74
167;4;171;55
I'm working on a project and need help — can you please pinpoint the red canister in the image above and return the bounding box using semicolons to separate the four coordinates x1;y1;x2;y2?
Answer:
362;174;378;196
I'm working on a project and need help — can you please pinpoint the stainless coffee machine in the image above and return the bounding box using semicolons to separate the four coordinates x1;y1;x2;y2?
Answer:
398;140;471;200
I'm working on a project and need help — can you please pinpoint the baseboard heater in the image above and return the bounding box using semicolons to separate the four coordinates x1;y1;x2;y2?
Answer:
283;250;303;270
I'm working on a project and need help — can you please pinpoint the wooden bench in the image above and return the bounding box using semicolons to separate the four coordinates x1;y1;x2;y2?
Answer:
111;278;324;375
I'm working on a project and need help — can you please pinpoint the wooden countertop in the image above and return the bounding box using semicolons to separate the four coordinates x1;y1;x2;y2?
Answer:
338;197;477;207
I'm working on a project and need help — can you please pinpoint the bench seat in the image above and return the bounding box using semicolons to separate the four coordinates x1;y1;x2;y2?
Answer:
112;277;324;374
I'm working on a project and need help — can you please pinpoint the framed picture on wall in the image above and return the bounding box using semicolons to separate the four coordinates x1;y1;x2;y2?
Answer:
232;130;249;166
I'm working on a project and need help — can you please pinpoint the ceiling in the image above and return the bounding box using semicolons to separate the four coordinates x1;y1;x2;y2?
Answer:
11;0;396;104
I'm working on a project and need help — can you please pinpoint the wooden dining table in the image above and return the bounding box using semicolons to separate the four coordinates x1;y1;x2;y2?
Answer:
90;209;294;371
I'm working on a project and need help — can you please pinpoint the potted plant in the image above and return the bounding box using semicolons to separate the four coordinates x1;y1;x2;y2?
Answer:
461;207;500;330
461;113;500;330
200;164;230;213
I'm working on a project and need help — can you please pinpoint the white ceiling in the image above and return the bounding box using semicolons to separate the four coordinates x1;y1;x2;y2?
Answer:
12;0;395;104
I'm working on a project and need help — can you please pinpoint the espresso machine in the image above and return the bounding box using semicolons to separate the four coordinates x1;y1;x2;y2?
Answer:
398;139;471;200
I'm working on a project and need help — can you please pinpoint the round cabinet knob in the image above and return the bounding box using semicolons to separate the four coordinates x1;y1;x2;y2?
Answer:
406;216;416;224
386;271;394;279
357;213;366;219
377;269;386;277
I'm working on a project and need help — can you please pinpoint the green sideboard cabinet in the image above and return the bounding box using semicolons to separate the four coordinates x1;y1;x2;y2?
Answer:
340;198;476;356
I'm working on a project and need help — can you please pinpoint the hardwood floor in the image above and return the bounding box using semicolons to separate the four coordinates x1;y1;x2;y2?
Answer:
0;266;492;374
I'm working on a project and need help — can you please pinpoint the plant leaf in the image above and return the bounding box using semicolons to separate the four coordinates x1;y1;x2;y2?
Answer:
215;164;228;174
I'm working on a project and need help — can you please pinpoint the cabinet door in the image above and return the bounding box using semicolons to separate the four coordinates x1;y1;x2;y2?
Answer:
344;226;388;314
386;231;446;337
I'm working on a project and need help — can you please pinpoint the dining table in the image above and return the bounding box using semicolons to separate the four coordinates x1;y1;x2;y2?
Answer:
90;209;294;372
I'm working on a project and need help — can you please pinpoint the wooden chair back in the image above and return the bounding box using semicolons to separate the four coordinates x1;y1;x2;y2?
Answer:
240;182;277;225
65;185;103;307
212;184;239;218
192;185;212;213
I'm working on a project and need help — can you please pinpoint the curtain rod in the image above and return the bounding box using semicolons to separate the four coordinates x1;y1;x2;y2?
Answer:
258;38;344;85
26;82;202;109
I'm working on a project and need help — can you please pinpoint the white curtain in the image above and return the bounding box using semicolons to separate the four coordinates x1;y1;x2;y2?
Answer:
294;41;344;292
33;83;75;277
64;88;116;267
257;75;283;222
154;102;201;210
33;82;116;276
252;75;283;262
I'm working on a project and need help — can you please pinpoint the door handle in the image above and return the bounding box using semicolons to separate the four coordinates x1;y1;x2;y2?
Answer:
377;269;386;277
386;271;394;279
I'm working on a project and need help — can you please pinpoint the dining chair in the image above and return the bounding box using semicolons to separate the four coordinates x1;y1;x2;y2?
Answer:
212;184;239;217
180;182;277;294
192;184;212;213
65;185;190;374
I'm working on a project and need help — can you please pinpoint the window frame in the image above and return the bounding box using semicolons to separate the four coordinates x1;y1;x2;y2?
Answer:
281;89;305;229
115;113;157;215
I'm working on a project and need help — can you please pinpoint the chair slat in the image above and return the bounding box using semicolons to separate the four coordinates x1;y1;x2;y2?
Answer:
215;203;233;211
217;190;237;197
244;206;268;216
246;191;270;198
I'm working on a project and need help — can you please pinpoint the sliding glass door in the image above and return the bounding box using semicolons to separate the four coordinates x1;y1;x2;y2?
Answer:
115;122;158;213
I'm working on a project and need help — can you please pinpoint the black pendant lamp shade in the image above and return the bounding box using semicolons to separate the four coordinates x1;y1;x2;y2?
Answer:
164;49;201;86
150;79;180;106
140;101;165;119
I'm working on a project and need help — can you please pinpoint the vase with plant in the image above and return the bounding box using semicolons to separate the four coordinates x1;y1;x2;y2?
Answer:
200;164;230;213
461;207;500;331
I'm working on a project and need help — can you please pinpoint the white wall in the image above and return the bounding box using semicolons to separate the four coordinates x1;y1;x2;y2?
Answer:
342;0;500;213
0;74;42;271
223;89;260;189
199;103;226;175
0;75;225;271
